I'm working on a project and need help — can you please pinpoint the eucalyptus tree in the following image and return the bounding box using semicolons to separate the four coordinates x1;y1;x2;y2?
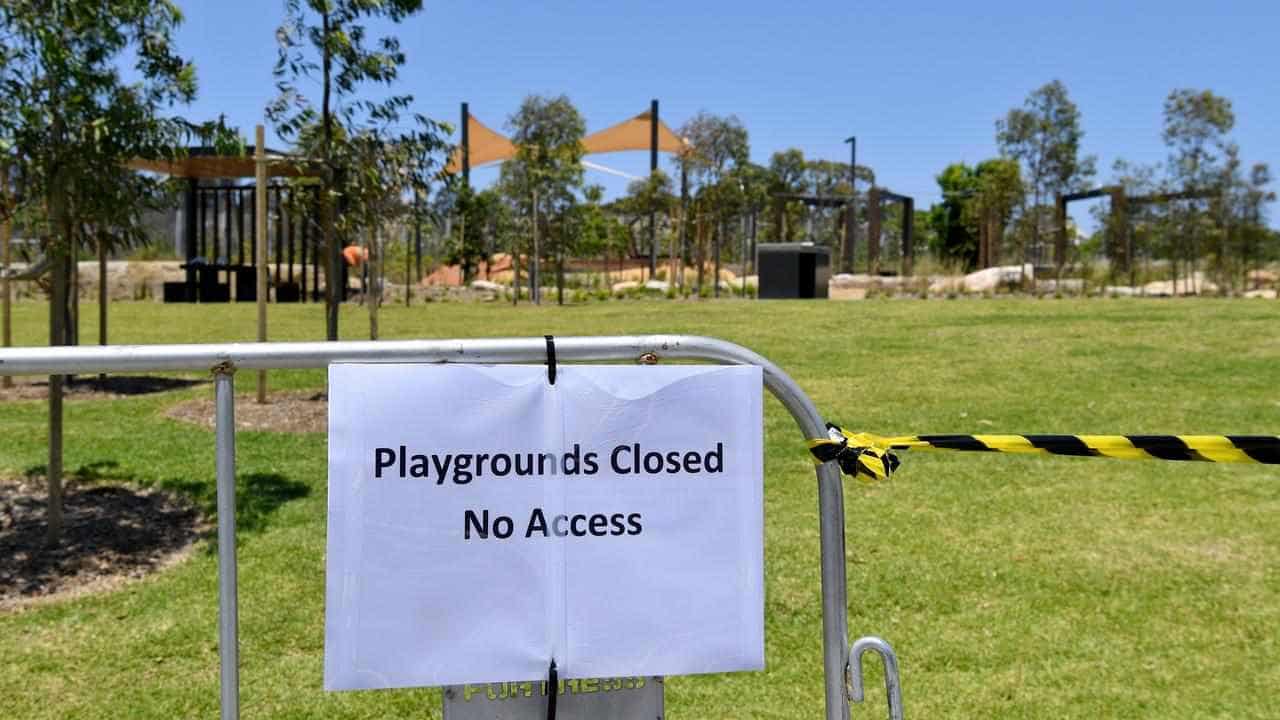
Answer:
677;112;749;294
966;158;1023;269
1238;163;1275;284
1219;150;1274;290
997;80;1096;266
624;169;675;279
0;0;219;541
767;149;807;242
268;0;441;340
334;122;447;337
730;161;771;277
568;184;611;287
497;94;586;304
442;183;506;285
1161;88;1235;290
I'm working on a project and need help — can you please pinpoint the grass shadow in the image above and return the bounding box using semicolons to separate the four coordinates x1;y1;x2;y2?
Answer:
20;464;310;539
164;471;311;538
66;376;206;396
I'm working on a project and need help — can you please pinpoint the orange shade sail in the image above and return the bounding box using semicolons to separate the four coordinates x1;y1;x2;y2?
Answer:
126;147;316;180
445;108;687;175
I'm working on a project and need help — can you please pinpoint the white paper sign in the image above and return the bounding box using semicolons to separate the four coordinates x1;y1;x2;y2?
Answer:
324;363;764;691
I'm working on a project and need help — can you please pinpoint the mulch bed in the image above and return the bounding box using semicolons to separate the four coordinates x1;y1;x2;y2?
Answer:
0;476;208;611
0;375;205;402
165;390;328;434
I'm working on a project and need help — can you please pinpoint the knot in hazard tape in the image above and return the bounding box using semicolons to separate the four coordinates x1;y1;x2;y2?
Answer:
807;424;901;483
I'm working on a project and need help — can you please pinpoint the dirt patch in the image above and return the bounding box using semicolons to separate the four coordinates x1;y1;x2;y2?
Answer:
165;390;328;434
0;375;205;402
0;475;208;611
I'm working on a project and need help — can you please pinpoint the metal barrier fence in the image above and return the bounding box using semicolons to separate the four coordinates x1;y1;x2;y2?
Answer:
0;335;887;720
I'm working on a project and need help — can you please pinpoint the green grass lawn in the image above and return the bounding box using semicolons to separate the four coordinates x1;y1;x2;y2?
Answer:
1;297;1278;719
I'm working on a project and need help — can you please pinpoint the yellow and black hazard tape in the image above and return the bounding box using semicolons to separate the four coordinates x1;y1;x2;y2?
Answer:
808;423;1280;483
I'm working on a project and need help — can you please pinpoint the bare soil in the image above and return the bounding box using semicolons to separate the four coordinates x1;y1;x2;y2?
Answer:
0;476;208;611
165;390;328;434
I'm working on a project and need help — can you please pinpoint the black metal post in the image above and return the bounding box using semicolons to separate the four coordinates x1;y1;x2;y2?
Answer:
301;206;309;302
461;102;470;183
248;187;257;282
184;179;198;290
273;188;282;288
649;99;658;278
902;197;914;277
843;136;856;274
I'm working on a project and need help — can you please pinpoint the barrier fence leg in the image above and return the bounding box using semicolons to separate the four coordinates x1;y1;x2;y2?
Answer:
816;461;851;720
214;366;240;720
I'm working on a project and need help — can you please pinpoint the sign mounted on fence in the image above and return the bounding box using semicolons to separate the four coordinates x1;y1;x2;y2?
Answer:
324;363;764;690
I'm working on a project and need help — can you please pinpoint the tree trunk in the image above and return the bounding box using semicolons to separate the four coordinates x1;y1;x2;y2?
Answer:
70;238;80;347
695;214;705;296
670;219;680;292
556;239;564;306
511;233;520;306
530;190;540;305
97;232;107;382
713;220;722;298
1;190;12;390
97;233;107;346
368;228;379;340
321;11;339;341
648;209;656;280
46;190;69;544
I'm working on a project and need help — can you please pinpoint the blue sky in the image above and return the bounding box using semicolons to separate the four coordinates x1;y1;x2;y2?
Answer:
167;1;1278;226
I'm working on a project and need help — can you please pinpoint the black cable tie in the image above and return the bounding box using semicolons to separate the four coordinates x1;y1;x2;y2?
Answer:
546;658;558;719
545;335;557;385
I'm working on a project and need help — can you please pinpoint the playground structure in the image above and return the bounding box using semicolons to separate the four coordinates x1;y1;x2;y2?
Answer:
772;187;917;277
1056;185;1220;286
127;147;323;304
867;187;916;277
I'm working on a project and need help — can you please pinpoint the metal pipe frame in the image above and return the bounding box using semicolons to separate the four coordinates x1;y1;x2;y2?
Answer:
0;335;851;720
213;366;240;720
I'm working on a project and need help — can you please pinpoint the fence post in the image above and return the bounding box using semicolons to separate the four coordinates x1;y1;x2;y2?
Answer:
255;127;268;404
214;364;240;720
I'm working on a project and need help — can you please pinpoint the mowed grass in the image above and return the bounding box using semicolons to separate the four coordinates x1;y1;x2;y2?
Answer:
1;297;1278;719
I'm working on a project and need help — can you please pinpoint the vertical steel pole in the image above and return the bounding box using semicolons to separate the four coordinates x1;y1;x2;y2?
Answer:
817;459;851;720
680;163;689;291
649;99;659;279
902;197;914;277
461;102;470;183
867;187;881;276
843;136;857;274
254;127;268;404
214;366;240;720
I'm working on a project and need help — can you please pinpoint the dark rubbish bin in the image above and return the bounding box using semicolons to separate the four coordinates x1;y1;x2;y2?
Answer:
757;243;830;299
